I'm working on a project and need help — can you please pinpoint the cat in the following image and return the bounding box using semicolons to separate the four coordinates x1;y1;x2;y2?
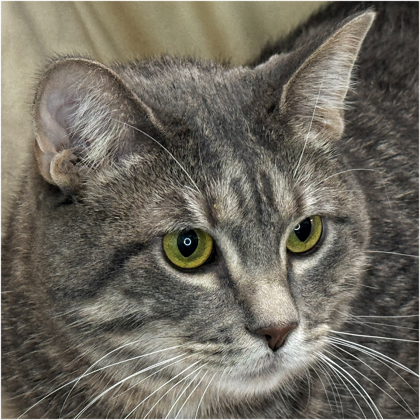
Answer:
2;1;418;418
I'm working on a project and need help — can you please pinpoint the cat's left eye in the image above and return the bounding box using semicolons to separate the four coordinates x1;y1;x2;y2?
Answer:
286;216;322;254
163;229;214;269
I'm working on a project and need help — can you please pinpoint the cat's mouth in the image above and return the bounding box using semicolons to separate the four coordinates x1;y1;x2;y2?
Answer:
211;324;329;396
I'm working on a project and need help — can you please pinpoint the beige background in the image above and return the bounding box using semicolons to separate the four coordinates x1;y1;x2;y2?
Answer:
2;1;327;228
2;2;330;417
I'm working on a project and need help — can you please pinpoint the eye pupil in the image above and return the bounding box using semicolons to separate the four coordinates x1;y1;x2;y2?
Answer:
294;218;312;242
177;230;199;257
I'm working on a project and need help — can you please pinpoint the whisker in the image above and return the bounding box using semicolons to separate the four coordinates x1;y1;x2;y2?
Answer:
293;167;385;208
124;361;200;419
293;77;324;178
166;365;207;419
184;185;198;193
142;364;204;419
111;354;194;400
21;339;153;418
318;352;382;419
61;343;184;415
330;343;416;418
198;141;203;170
359;284;380;290
342;317;415;337
330;337;419;387
365;250;419;259
350;318;418;332
175;370;208;419
318;357;367;419
344;312;418;330
331;330;419;343
302;369;312;413
195;371;217;419
349;314;419;318
112;118;201;194
75;354;188;419
315;361;343;417
19;377;81;419
321;168;382;184
312;364;333;414
216;367;228;409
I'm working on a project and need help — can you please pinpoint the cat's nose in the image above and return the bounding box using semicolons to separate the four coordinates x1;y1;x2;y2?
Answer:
255;323;298;352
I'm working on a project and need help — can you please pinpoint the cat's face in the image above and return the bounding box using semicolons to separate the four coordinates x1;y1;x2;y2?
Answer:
30;11;374;418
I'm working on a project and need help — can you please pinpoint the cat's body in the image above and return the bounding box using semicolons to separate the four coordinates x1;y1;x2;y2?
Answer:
2;2;418;418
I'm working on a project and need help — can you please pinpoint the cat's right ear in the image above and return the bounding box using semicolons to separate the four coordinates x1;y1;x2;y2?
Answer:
33;57;156;192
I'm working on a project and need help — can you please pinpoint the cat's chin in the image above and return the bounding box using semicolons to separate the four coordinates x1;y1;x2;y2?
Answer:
220;366;295;397
215;349;317;396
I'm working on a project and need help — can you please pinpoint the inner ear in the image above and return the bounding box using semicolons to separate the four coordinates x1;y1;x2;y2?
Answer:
33;57;154;191
38;76;75;152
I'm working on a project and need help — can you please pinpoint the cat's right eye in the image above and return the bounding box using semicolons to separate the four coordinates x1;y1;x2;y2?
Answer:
163;229;214;269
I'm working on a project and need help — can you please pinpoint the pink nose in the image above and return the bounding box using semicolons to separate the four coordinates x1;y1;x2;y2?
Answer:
255;323;298;352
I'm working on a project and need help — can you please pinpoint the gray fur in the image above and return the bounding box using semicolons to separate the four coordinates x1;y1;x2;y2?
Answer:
2;2;418;418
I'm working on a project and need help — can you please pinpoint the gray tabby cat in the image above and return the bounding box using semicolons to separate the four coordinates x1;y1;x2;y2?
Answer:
2;2;418;418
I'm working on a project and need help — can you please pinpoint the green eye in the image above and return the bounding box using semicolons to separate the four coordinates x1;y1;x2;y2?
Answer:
286;216;322;254
163;229;214;269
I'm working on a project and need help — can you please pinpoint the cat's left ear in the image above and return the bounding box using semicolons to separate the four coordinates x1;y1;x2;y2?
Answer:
267;11;375;141
32;57;159;192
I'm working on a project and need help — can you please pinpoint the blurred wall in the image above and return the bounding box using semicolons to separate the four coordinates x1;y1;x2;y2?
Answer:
1;1;327;225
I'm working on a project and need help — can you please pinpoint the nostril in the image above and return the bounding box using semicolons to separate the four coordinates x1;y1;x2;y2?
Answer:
255;323;298;352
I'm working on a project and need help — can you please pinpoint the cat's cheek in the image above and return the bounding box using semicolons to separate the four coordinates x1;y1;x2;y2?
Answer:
285;219;366;328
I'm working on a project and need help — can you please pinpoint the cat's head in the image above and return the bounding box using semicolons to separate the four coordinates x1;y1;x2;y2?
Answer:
30;11;374;417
